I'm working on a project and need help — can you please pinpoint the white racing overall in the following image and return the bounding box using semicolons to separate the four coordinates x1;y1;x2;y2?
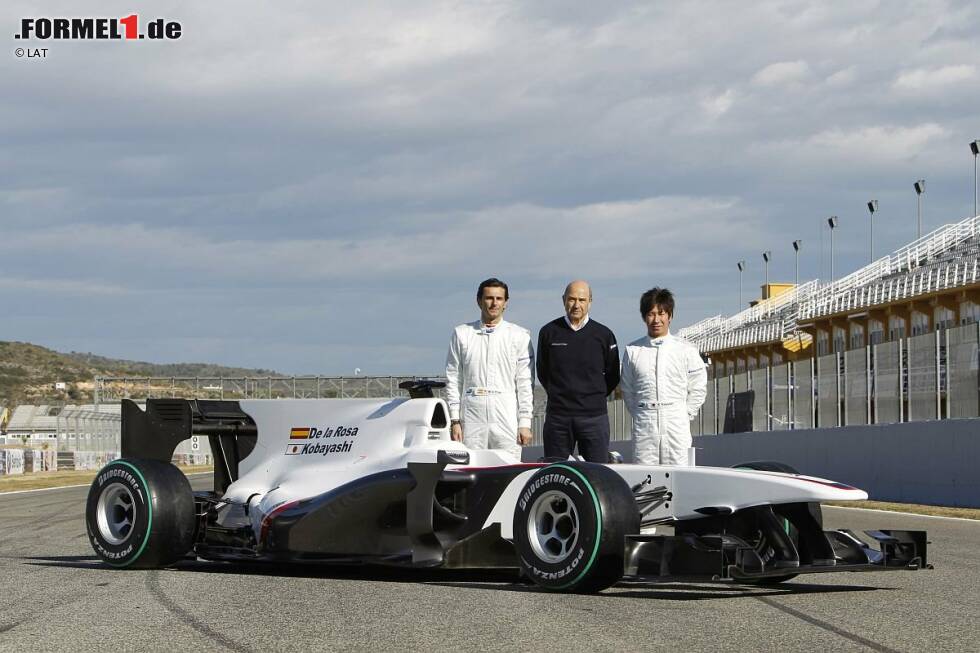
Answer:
445;320;534;459
621;333;707;465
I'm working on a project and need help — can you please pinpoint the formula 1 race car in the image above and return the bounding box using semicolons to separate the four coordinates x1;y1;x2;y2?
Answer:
85;382;930;593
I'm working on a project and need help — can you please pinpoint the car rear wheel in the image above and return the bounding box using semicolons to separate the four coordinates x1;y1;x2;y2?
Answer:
513;462;638;593
86;458;195;569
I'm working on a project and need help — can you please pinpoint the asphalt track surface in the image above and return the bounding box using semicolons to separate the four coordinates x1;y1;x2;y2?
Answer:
1;477;977;652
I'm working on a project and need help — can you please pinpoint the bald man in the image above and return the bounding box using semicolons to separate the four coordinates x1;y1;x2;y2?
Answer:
536;281;620;462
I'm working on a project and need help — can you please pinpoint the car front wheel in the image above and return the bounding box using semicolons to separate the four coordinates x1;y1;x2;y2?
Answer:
512;462;638;593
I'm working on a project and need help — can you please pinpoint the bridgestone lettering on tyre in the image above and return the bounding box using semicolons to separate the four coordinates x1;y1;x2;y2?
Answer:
513;463;639;593
85;458;195;569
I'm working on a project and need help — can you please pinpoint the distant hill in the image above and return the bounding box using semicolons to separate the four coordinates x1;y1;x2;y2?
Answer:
60;351;279;379
0;341;281;406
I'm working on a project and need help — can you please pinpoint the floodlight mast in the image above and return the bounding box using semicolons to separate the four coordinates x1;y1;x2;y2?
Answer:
867;200;878;262
737;260;746;312
792;240;802;288
914;180;925;240
972;140;980;218
827;216;838;288
762;251;772;315
762;251;771;293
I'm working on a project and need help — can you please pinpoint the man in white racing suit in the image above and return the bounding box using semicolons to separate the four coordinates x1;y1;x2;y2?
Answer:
445;278;534;460
621;287;707;465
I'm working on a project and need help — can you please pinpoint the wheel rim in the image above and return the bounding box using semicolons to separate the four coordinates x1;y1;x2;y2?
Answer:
526;490;579;563
96;484;137;545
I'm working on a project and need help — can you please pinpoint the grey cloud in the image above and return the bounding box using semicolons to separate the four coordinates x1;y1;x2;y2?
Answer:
2;0;979;372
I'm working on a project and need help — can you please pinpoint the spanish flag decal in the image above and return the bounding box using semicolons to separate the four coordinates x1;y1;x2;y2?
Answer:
290;427;312;440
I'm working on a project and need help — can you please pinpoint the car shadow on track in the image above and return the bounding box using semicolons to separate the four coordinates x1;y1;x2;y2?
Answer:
23;555;893;599
24;554;527;585
25;555;102;566
425;579;890;600
599;581;888;601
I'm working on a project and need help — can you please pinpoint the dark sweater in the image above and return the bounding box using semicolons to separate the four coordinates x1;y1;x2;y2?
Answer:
536;318;620;416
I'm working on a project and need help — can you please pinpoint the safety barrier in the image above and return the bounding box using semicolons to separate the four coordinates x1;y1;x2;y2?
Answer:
171;452;213;466
72;451;120;471
26;449;58;472
0;449;25;475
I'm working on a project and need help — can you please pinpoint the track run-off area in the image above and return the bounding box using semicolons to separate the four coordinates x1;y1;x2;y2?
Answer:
1;477;977;652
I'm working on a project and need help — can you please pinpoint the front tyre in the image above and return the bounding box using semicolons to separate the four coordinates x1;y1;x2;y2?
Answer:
513;463;638;593
86;459;195;569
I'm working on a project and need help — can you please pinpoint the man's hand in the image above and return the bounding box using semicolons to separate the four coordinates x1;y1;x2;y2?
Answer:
451;422;463;442
517;427;532;446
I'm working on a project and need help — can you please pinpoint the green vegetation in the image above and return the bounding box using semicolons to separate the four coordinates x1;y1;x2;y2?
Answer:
62;350;278;378
0;341;281;406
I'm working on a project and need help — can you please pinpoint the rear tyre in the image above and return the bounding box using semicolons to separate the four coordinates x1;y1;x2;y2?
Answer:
86;458;195;569
512;462;639;593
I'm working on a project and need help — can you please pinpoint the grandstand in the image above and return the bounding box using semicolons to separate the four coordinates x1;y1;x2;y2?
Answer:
679;212;980;373
678;212;980;434
4;404;61;441
3;403;121;448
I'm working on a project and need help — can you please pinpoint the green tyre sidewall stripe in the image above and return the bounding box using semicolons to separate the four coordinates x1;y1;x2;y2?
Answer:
101;460;153;567
549;464;602;590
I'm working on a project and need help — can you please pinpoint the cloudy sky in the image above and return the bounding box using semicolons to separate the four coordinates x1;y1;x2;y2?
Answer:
2;1;979;375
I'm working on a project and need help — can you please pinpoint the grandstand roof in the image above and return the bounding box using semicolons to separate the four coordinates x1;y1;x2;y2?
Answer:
7;405;59;433
679;212;980;354
5;403;121;434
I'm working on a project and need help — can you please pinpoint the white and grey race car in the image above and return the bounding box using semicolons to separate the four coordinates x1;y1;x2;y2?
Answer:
85;381;929;593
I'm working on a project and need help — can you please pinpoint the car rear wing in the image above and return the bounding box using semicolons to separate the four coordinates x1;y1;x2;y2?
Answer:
121;398;258;493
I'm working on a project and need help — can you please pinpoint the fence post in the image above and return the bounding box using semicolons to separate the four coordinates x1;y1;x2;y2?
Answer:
808;357;815;428
712;376;719;434
834;352;841;427
976;322;980;417
787;361;793;430
944;327;951;418
766;366;772;431
936;329;942;419
872;344;878;424
866;345;872;424
900;339;906;422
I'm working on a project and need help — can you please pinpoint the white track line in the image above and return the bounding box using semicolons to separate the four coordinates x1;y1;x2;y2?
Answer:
0;472;212;497
826;504;980;523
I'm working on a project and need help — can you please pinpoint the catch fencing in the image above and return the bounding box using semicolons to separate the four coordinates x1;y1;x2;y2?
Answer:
26;321;980;467
695;321;980;434
94;375;447;403
93;376;635;448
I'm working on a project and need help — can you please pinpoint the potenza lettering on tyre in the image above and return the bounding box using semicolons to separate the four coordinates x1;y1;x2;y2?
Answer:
513;462;636;593
85;458;196;570
519;465;601;590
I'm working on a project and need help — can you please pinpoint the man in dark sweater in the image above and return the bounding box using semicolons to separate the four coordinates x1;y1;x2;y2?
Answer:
536;280;620;462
